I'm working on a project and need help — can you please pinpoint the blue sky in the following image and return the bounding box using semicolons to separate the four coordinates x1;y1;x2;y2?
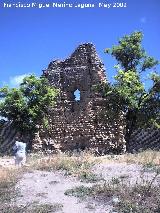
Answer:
0;0;160;88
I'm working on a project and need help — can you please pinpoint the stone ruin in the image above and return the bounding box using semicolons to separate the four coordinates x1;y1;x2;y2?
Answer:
0;43;160;154
32;43;126;154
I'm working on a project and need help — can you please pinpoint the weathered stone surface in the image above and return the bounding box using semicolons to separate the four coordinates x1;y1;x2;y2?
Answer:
32;43;126;154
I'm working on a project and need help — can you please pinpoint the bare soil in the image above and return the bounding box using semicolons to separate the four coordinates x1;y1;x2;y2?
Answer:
0;156;160;213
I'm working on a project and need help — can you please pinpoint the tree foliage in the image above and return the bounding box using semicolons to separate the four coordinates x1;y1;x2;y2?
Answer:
103;31;160;144
0;75;59;134
105;31;159;72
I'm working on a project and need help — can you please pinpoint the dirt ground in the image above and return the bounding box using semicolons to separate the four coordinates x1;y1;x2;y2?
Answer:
14;170;112;213
0;155;160;213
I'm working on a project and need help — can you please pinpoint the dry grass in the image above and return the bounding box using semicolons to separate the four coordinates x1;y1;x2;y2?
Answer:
0;166;63;212
100;150;160;166
62;150;160;212
27;151;100;182
0;150;160;212
0;167;22;212
20;150;160;170
1;150;159;184
0;167;19;192
65;169;160;213
26;150;160;182
0;202;63;213
0;164;20;177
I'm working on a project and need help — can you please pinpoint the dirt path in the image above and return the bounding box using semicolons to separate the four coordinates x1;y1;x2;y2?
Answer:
14;170;113;213
1;157;159;213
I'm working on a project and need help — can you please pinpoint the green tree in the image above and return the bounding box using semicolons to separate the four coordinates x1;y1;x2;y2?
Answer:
103;31;160;149
0;75;59;135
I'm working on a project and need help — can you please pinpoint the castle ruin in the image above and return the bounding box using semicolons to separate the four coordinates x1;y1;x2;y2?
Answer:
32;43;126;154
1;43;160;154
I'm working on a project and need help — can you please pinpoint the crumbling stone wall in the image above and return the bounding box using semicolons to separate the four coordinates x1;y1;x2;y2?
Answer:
0;43;159;154
32;43;126;154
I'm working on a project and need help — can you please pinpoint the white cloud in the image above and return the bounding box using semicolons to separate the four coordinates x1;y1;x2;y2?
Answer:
140;17;147;23
9;74;30;87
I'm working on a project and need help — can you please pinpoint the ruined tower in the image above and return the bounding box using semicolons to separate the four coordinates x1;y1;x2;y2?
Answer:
32;43;126;153
1;43;160;154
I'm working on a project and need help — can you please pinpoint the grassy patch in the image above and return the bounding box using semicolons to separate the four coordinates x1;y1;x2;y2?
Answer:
124;150;160;167
65;170;160;213
100;150;160;166
0;167;24;212
115;183;160;213
143;162;160;173
65;185;93;198
79;171;102;183
0;167;20;202
28;152;99;182
1;150;160;213
0;202;63;213
111;177;121;185
27;202;63;213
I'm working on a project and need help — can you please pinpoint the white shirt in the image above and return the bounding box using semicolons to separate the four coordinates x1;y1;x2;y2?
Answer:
13;141;26;154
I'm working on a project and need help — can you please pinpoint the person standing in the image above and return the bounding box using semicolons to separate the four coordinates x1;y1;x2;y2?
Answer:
13;138;26;166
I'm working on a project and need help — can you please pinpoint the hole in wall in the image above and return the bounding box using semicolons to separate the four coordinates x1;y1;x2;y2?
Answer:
74;89;80;101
